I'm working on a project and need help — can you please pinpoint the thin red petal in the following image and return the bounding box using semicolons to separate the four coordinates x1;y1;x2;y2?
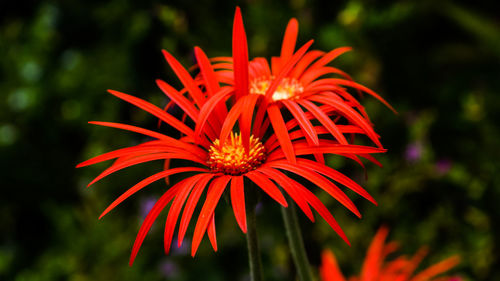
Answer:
266;161;361;218
308;94;384;148
296;158;377;205
245;171;288;207
291;50;325;79
77;141;166;168
232;7;249;100
191;176;231;256
194;47;228;122
129;181;183;266
267;104;296;163
298;100;348;145
290;177;350;245
310;46;352;69
100;168;207;219
162;50;206;108
207;214;218;252
282;100;319;145
195;87;233;143
164;175;203;254
88;152;205;187
177;174;214;247
230;175;247;233
156;79;199;121
257;168;314;221
107;90;195;137
280;18;299;63
320;78;397;114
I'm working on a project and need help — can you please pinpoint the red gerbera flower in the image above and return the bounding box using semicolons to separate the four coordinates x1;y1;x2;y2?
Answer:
77;54;385;266
320;226;460;281
78;7;388;266
197;8;396;164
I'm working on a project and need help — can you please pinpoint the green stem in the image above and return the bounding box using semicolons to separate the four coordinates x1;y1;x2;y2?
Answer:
281;196;313;281
246;188;264;281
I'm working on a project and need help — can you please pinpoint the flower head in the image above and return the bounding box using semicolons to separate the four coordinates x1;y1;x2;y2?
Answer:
78;7;388;266
320;227;460;281
199;8;396;164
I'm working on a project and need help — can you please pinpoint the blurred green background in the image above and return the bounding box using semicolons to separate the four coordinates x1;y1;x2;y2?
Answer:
1;0;499;280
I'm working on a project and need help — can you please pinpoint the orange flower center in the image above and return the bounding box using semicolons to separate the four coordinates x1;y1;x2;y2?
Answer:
207;132;266;175
249;76;304;101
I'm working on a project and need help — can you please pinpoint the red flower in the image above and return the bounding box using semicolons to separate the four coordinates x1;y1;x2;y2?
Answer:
77;7;387;265
320;227;460;281
198;8;396;164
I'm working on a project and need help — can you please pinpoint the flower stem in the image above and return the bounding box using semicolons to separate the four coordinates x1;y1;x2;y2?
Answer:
281;196;313;281
246;188;264;281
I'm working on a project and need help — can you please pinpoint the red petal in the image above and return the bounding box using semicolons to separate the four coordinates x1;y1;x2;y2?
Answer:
177;174;214;247
320;250;347;281
230;175;247;233
411;256;460;281
280;18;299;63
291;50;325;79
100;168;207;219
232;7;249;100
88;152;205;187
298;100;348;145
300;66;351;86
321;78;397;114
249;58;271;77
156;79;199;121
191;176;231;256
265;40;314;100
296;158;376;205
85;122;208;156
290;177;350;245
245;171;288;207
77;141;166;168
266;161;360;218
257;167;314;221
308;94;384;148
129;180;183;266
267;141;386;162
267;104;296;163
281;100;319;145
360;226;389;280
194;47;228;122
207;214;218;252
164;175;203;254
194;47;221;96
310;46;352;69
239;94;260;151
195;87;233;142
107;90;195;137
162;50;206;108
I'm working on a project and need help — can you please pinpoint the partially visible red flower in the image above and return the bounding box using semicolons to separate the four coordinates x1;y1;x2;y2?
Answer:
77;42;386;265
196;8;396;164
320;226;460;281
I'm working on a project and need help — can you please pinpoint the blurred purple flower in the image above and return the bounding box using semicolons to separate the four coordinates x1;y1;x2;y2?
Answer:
405;141;422;163
158;259;179;278
435;158;452;175
139;197;156;219
171;238;190;256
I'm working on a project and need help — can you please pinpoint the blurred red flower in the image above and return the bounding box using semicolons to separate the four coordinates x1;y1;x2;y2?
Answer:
320;226;460;281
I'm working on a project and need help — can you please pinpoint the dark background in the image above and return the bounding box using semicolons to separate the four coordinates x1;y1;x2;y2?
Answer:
1;0;499;280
